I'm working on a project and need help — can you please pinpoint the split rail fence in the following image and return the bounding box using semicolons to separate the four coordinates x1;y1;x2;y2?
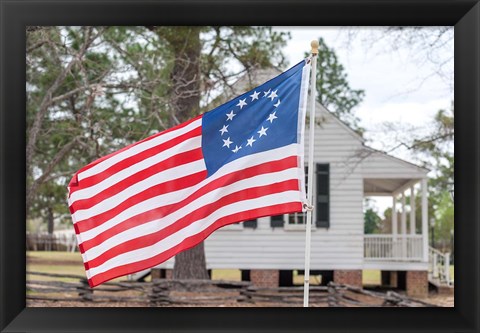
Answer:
27;271;436;307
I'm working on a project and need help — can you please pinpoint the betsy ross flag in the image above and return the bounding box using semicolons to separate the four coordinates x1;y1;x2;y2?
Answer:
68;60;311;287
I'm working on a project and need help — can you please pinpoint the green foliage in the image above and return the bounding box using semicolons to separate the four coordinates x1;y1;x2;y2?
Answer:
364;207;381;234
26;26;291;229
27;27;366;239
377;107;453;250
417;107;454;251
307;38;365;134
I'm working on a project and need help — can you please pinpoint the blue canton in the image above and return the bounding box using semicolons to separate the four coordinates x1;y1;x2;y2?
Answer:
202;61;306;176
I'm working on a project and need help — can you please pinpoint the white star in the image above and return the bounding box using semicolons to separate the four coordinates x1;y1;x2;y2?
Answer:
237;99;247;109
263;89;271;97
226;110;236;121
268;89;278;101
246;136;256;147
250;91;260;101
274;99;281;108
257;126;268;137
222;137;233;148
267;112;278;123
219;124;229;135
232;145;242;153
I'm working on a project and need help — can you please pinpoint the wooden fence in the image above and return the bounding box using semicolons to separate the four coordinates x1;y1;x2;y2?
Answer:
26;271;437;307
26;233;77;252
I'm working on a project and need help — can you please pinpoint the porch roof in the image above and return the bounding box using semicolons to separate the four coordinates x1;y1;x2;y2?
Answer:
364;178;419;196
361;147;429;196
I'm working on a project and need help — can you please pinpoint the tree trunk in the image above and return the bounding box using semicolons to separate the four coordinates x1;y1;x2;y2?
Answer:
47;206;54;251
160;27;208;279
173;242;209;279
47;206;54;235
164;27;201;126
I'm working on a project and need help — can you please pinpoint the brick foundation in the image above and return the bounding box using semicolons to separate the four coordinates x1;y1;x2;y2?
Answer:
250;269;279;287
333;270;362;288
406;270;428;298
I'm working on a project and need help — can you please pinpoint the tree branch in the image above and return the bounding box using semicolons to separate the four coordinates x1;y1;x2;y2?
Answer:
26;137;83;213
26;27;95;176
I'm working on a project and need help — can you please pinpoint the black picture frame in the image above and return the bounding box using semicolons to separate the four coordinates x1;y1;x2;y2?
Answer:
1;0;478;332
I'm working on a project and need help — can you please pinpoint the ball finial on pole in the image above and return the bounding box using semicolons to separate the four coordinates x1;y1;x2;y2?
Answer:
311;40;319;55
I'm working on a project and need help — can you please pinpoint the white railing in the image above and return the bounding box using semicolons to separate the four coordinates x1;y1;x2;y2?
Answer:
364;235;424;261
429;247;452;286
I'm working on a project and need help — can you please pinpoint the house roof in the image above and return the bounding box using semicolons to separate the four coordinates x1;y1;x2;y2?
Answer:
364;146;430;174
223;64;429;183
220;66;366;142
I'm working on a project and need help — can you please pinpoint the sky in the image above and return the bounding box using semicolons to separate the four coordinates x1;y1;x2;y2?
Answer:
273;27;454;215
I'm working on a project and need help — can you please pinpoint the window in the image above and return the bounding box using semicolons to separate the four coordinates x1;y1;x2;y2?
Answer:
288;212;306;225
268;164;330;229
270;214;284;228
315;164;330;228
285;163;330;228
243;219;257;229
287;166;308;226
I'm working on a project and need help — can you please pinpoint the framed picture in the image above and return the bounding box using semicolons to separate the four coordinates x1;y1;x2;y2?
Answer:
1;0;478;332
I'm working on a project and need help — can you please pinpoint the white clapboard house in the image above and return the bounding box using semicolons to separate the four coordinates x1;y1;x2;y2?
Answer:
151;66;449;297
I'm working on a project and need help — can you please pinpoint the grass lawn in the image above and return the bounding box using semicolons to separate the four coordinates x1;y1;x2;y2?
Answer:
211;269;241;281
27;251;85;282
28;251;452;286
27;250;83;262
27;251;125;283
363;270;381;285
293;272;323;285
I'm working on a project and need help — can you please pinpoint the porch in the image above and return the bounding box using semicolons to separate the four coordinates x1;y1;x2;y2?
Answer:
362;175;429;268
364;234;423;261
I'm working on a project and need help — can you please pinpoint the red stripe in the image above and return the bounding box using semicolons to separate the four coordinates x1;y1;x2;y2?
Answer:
69;115;203;190
78;156;298;252
84;179;299;270
87;201;302;287
70;148;203;213
69;127;201;195
75;170;208;233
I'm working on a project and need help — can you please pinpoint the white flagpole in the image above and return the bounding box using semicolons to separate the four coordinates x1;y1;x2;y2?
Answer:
303;40;319;307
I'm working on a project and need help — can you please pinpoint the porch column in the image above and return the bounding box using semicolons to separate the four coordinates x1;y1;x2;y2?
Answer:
392;196;397;237
410;186;416;234
421;178;429;262
401;192;407;259
392;195;398;258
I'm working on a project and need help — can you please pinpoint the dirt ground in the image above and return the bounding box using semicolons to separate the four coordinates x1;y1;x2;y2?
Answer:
424;294;454;307
26;251;454;308
27;290;454;308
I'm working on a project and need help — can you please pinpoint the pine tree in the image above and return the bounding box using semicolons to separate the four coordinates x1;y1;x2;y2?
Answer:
310;37;365;134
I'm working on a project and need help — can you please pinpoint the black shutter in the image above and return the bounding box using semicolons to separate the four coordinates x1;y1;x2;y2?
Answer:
315;164;330;228
270;215;284;228
243;219;257;229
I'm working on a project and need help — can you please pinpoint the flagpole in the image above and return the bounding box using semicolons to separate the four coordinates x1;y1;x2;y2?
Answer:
303;40;318;308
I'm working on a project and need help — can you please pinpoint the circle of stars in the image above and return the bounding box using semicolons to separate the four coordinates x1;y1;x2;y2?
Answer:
219;88;281;153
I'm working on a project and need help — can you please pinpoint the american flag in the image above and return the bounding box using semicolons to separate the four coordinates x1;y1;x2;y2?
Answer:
68;60;311;287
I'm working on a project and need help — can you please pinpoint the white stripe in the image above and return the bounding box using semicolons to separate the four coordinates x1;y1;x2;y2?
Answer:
82;167;300;260
70;136;202;203
86;190;300;277
77;118;202;182
78;144;300;242
72;159;206;222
